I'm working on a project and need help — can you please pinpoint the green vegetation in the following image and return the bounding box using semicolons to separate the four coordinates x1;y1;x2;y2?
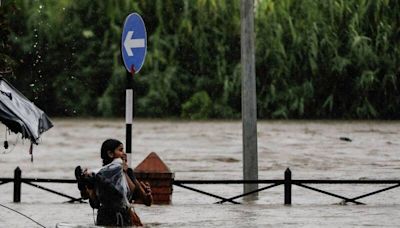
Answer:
1;0;399;119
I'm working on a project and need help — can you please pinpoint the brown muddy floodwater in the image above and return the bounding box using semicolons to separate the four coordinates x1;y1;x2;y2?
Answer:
0;119;399;227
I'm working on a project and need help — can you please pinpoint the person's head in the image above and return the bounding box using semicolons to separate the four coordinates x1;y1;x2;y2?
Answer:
100;139;124;166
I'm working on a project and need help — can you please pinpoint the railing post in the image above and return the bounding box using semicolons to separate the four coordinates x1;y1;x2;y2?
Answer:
13;167;21;203
284;168;292;205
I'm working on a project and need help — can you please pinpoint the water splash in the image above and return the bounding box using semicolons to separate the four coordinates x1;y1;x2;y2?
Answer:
32;1;45;101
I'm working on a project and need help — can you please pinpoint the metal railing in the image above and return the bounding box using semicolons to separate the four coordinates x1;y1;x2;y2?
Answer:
1;167;399;205
1;167;83;203
174;168;400;205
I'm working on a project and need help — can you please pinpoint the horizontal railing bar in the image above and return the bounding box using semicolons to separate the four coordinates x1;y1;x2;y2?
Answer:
2;178;399;185
292;180;400;184
20;178;77;183
174;180;400;184
174;180;284;184
0;178;14;181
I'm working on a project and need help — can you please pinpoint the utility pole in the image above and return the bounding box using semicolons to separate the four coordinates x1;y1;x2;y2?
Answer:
241;0;258;200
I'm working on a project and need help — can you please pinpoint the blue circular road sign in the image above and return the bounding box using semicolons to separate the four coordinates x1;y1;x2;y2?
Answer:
121;13;147;73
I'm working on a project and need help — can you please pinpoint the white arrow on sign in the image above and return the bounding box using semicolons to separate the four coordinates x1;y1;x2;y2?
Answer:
123;31;145;56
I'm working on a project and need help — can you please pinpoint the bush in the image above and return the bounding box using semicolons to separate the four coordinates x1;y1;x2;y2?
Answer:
181;91;212;119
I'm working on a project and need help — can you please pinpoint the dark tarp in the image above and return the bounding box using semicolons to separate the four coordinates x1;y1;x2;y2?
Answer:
0;77;53;144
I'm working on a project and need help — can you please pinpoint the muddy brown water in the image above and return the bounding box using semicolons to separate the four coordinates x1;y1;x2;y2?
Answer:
0;119;399;227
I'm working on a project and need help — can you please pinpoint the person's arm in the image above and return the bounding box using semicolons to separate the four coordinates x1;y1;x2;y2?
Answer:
125;168;152;206
133;179;153;206
86;187;100;209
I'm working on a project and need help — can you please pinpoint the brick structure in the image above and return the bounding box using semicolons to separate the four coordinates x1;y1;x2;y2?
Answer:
133;152;174;204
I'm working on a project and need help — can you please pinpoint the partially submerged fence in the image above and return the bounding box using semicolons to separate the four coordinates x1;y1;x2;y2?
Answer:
175;169;400;205
1;167;83;203
1;167;399;205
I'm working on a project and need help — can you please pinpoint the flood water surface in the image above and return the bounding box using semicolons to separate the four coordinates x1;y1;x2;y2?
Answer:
0;119;399;227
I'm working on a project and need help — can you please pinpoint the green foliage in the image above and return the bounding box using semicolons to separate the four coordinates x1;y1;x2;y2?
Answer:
2;0;400;119
182;91;212;119
256;0;400;119
0;1;16;75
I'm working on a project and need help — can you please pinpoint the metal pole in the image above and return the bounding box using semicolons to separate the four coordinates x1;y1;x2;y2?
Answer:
241;0;258;200
126;66;134;166
13;167;21;202
284;168;292;205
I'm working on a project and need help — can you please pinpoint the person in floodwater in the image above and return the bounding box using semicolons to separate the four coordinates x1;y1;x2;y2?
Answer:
75;139;152;227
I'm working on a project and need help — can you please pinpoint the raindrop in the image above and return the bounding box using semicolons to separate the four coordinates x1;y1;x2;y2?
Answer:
30;84;35;87
39;5;43;9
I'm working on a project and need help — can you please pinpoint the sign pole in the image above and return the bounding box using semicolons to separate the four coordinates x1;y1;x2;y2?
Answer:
125;66;134;166
121;13;147;167
241;0;258;200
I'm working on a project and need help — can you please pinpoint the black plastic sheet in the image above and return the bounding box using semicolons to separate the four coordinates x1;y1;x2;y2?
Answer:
0;77;53;144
